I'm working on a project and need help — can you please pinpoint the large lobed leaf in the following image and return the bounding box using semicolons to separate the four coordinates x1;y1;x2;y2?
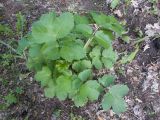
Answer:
72;60;92;72
89;46;102;58
31;12;74;44
44;81;56;98
60;40;86;62
101;47;118;69
75;24;93;37
27;44;44;70
95;30;112;49
55;75;72;100
17;38;30;55
73;80;101;107
78;69;92;82
91;12;125;36
98;74;115;87
35;66;52;87
41;41;60;60
92;57;103;69
89;46;103;69
74;14;89;24
102;84;129;114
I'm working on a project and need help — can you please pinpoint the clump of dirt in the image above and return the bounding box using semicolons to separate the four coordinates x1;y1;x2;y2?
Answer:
137;38;160;65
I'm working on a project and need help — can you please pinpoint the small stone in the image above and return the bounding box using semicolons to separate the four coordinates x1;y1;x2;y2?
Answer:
114;10;123;18
151;80;159;93
0;3;4;8
133;105;143;116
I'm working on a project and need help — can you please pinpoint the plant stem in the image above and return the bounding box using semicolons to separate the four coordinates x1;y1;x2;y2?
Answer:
0;40;17;54
84;26;99;49
83;36;94;49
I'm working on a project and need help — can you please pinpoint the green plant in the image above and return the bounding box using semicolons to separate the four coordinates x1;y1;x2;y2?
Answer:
110;0;120;9
0;78;9;86
0;103;7;110
70;113;85;120
0;53;14;67
120;46;139;64
110;0;131;9
0;24;13;36
52;108;61;119
4;92;17;106
18;11;129;114
15;87;24;94
149;0;159;15
16;12;26;37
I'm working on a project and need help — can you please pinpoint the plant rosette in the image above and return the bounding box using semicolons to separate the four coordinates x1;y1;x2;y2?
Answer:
17;11;129;114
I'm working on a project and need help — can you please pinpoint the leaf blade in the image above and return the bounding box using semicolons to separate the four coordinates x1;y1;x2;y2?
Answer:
95;31;112;49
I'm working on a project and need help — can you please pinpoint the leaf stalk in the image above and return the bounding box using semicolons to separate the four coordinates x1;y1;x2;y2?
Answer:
0;40;17;53
84;26;99;49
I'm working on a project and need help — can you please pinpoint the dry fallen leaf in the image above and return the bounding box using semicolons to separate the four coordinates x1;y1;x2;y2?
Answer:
97;116;105;120
145;23;160;37
143;44;150;52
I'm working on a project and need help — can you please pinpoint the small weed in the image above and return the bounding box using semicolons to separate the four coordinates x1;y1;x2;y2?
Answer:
4;92;17;106
149;0;158;15
0;103;7;110
0;53;13;67
0;78;9;86
15;87;24;94
16;12;26;38
52;108;61;118
107;0;131;9
0;24;13;36
70;113;85;120
120;46;139;64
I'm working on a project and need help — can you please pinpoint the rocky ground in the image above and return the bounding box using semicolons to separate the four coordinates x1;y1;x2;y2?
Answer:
0;0;160;120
